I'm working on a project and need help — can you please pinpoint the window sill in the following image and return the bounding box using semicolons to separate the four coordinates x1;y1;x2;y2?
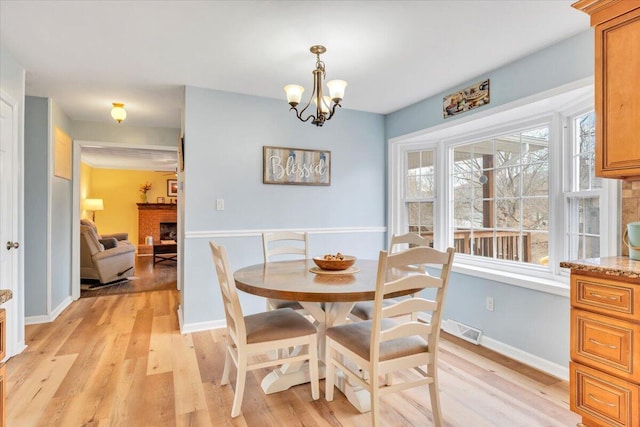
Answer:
451;262;570;297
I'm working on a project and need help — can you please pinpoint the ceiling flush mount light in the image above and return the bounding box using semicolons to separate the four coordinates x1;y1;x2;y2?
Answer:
111;102;126;123
284;45;347;127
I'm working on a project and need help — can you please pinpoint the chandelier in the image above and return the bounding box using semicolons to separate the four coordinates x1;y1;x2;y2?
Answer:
284;45;347;127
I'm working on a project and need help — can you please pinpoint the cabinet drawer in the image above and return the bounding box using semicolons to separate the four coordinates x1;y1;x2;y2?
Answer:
571;274;639;321
570;362;640;427
571;309;640;382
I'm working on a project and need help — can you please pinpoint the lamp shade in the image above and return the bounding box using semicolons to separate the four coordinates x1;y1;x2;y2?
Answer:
111;103;127;123
284;84;304;105
82;198;104;211
327;80;347;101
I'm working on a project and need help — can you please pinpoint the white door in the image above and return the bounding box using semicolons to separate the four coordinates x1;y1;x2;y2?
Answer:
0;95;20;359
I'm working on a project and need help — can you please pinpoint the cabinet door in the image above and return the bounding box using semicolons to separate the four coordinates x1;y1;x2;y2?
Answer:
595;7;640;178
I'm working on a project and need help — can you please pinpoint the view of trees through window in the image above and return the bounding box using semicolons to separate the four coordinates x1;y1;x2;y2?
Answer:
451;127;550;265
406;150;435;246
567;110;600;259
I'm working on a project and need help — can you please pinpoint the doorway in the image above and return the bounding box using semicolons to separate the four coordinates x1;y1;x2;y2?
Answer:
72;140;179;300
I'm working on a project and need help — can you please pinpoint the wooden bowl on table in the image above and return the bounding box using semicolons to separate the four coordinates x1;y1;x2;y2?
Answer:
312;255;357;271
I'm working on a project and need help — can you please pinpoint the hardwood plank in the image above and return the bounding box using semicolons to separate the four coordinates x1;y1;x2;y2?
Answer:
147;314;174;375
6;354;77;427
5;290;581;426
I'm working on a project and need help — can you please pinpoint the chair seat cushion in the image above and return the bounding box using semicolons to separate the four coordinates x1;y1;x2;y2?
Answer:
350;299;397;320
245;308;316;344
326;319;428;361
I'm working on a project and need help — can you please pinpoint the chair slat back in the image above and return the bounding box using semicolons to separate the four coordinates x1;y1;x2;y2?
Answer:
262;231;309;263
389;232;431;253
210;241;247;347
370;246;455;361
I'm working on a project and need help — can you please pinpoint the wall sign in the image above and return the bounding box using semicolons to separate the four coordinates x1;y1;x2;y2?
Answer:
443;79;490;118
263;146;331;186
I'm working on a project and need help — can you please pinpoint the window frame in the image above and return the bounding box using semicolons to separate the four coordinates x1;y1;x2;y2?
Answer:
388;85;619;294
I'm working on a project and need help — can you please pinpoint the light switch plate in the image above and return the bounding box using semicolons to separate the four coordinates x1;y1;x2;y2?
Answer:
216;199;224;211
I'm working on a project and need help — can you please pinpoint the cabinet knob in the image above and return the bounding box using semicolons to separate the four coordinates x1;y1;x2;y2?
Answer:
6;241;19;250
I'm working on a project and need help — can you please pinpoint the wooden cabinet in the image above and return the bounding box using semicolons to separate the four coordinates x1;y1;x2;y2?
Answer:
573;0;640;179
570;273;640;426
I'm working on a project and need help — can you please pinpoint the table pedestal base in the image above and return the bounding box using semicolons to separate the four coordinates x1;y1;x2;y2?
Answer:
261;362;371;413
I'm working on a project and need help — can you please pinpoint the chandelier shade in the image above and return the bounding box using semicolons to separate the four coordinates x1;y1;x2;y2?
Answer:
111;102;127;123
284;45;347;127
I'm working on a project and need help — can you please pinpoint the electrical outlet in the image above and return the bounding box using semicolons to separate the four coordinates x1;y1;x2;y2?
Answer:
486;297;494;312
216;199;224;211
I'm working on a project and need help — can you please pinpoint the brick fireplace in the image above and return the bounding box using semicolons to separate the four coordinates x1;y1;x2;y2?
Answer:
137;203;177;255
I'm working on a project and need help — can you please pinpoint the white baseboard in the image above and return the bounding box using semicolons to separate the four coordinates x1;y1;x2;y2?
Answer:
480;336;568;381
25;296;72;325
420;313;569;381
178;307;226;334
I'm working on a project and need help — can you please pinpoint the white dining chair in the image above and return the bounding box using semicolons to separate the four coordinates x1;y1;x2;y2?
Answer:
350;232;431;321
209;241;320;418
262;231;309;312
325;246;455;427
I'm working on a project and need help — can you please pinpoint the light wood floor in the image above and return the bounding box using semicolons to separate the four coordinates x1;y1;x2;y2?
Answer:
80;256;177;298
6;290;580;426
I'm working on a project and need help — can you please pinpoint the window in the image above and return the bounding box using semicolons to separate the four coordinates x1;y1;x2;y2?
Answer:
565;110;603;259
390;85;618;289
405;150;435;246
451;126;550;265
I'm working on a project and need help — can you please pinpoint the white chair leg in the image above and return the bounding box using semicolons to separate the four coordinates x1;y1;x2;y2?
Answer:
221;346;231;385
308;339;319;400
370;374;380;427
429;363;443;427
231;355;247;418
325;342;336;401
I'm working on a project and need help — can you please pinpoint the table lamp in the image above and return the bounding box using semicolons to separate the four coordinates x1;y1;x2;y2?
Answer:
82;198;104;222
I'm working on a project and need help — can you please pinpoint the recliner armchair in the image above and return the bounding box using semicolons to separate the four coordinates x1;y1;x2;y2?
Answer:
80;220;135;284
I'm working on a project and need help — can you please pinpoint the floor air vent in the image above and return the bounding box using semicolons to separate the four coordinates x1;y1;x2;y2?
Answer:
442;319;482;345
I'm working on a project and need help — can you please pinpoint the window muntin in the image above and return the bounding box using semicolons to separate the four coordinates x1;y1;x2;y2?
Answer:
405;150;435;246
566;110;601;260
450;126;550;265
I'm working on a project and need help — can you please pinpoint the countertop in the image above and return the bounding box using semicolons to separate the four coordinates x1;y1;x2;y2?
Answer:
0;289;13;305
560;256;640;279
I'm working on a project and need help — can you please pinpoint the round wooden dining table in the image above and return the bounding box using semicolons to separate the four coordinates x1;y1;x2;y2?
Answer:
233;258;417;413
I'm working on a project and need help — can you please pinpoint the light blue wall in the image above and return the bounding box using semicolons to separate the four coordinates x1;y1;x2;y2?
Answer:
72;121;180;147
51;101;73;311
24;96;49;317
389;29;595;369
386;29;593;139
182;87;386;325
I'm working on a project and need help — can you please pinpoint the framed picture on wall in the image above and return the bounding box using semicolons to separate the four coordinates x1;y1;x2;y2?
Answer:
167;179;178;197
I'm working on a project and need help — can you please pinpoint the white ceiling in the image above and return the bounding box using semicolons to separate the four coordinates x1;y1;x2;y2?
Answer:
1;0;590;131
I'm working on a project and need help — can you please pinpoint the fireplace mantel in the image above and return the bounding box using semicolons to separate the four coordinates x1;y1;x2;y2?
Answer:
137;203;177;210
